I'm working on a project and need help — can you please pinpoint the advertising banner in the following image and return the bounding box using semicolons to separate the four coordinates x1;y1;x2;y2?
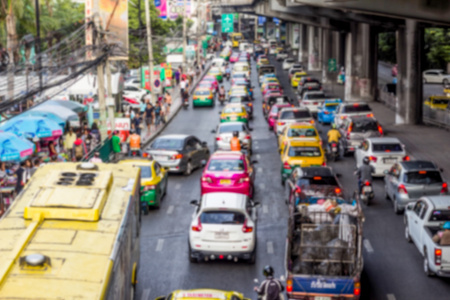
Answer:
168;0;191;20
292;24;299;49
155;0;168;19
258;16;266;26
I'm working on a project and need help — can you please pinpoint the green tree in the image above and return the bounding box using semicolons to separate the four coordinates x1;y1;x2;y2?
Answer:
424;28;450;70
378;32;396;64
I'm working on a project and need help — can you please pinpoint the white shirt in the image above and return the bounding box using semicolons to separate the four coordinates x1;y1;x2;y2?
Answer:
180;80;187;89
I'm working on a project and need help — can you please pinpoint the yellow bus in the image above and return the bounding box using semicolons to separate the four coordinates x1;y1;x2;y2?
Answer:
0;162;141;299
230;32;243;48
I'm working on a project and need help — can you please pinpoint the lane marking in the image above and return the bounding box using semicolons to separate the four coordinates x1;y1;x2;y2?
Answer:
386;294;396;300
267;241;274;254
141;289;151;300
256;154;261;159
257;167;263;173
263;204;268;214
258;183;265;190
363;239;374;253
156;239;164;252
167;205;174;215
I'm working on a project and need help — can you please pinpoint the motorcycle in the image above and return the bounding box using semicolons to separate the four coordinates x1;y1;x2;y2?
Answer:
328;142;340;162
183;97;189;109
218;93;226;105
360;180;375;206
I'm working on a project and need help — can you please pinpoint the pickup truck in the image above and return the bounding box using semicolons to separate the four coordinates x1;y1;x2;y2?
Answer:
285;197;364;299
404;195;450;277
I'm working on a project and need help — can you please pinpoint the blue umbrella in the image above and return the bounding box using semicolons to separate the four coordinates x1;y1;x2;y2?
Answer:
0;116;63;139
0;132;35;162
20;110;66;130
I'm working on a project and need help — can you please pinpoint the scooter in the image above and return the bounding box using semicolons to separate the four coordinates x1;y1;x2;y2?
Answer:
218;93;226;105
328;142;340;162
225;72;230;81
183;97;189;109
360;180;375;206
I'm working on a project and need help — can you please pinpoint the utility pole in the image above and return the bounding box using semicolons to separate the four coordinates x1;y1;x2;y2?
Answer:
106;60;115;134
254;16;258;41
238;13;241;33
144;0;156;103
35;0;42;91
197;0;202;65
182;0;187;67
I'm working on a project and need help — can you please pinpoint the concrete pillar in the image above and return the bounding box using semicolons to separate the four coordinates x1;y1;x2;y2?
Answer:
322;28;331;83
317;27;323;70
298;24;307;66
344;26;356;101
308;26;320;71
396;19;423;125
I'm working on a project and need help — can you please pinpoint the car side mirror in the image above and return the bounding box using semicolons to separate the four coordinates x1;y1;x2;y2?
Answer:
190;200;199;206
406;203;414;211
336;173;342;178
252;160;258;164
211;129;216;134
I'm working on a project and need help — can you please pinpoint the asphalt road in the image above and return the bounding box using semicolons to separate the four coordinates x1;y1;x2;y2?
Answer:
136;52;450;300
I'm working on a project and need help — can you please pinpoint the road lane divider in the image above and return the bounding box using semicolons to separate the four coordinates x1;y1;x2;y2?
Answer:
363;239;374;253
267;241;274;254
156;239;164;252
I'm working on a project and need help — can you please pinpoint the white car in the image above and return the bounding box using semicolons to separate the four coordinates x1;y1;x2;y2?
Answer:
333;102;374;127
354;137;408;176
124;78;141;89
275;107;314;136
282;58;295;70
212;58;226;73
299;91;328;114
123;85;147;101
188;192;259;263
423;69;450;85
232;62;250;78
276;51;288;61
205;52;216;60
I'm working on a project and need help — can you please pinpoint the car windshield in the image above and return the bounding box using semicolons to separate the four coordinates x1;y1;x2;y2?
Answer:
404;171;442;184
280;110;311;119
288;147;321;157
207;159;245;171
151;138;184;150
304;93;325;99
200;211;245;224
297;176;338;186
219;124;245;133
233;74;246;79
234;66;249;71
433;98;449;105
224;106;244;114
372;143;403;152
195;90;210;96
288;128;317;137
351;120;379;132
138;166;153;178
343;104;372;113
429;210;450;222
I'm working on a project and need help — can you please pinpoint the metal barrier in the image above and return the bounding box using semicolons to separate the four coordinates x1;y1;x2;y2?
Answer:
377;84;397;112
423;106;450;129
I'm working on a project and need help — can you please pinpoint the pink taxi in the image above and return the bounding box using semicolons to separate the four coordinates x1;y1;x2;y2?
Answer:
267;103;292;130
202;75;219;92
198;80;216;93
262;83;283;96
201;151;256;198
230;52;240;63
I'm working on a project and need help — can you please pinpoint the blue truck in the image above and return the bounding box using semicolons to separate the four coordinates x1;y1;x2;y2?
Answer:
285;197;364;300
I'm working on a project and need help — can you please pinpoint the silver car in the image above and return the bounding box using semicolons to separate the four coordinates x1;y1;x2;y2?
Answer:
338;116;382;155
146;134;210;175
384;160;447;214
333;102;374;127
212;122;253;154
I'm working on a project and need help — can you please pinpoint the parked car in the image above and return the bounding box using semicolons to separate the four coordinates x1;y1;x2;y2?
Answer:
212;122;253;153
146;134;210;175
338;116;383;155
384;160;447;214
123;85;147;101
188;192;259;263
404;196;450;276
124;78;141;89
423;69;450;85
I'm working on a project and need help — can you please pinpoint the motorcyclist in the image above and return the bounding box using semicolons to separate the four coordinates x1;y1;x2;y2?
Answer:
230;131;241;151
254;266;284;300
355;157;375;193
128;129;141;156
327;124;341;153
219;85;226;101
225;63;231;80
182;89;189;105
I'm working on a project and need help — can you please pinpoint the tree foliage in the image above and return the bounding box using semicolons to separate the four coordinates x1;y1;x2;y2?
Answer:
424;28;450;70
378;32;397;64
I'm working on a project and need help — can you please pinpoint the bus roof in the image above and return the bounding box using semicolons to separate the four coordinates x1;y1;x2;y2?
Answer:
0;163;140;299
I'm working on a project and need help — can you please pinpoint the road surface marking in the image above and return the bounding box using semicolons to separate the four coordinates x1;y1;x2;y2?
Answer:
363;239;374;253
263;204;268;214
387;294;396;300
257;167;263;173
175;183;181;190
156;239;164;252
256;154;261;159
141;289;151;300
167;205;174;215
267;241;274;254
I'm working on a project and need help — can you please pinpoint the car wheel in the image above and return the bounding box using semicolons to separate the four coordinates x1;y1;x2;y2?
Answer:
423;250;434;276
384;186;390;200
393;198;402;215
405;222;412;243
188;246;198;263
184;161;192;176
248;248;256;265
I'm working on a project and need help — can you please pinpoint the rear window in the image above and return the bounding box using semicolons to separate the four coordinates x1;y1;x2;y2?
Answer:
234;66;249;72
304;83;320;88
297;176;338;186
207;159;245;171
200;211;245;224
219;124;245;133
288;147;321;157
224;106;244;114
138;166;153;178
429;210;450;222
351;120;379;132
404;171;442;184
260;67;275;73
432;98;449;105
287;128;317;137
280;110;311;120
195;90;210;96
372;143;403;152
233;73;246;78
343;104;372;113
151;138;184;150
304;93;325;100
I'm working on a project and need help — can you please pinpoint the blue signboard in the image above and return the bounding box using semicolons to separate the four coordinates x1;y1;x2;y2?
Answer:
258;16;266;26
273;18;280;25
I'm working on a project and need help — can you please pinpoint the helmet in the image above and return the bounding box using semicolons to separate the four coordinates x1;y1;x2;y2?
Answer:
443;222;450;230
363;157;370;165
332;123;336;129
263;265;274;277
233;131;239;137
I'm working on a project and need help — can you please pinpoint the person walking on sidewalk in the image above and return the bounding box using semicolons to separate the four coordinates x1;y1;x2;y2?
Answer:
132;112;142;135
175;68;181;85
112;131;122;161
64;128;76;160
154;102;162;128
144;102;155;136
164;91;172;115
72;133;87;162
180;79;187;96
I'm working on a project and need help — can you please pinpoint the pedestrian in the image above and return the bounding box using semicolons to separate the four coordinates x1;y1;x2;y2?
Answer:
144;102;155;135
111;130;122;161
174;68;181;85
189;68;195;85
31;158;41;176
72;133;87;162
89;151;103;163
63;128;76;160
132;112;142;135
164;91;172;115
15;159;32;195
154;102;162;128
180;78;187;96
140;98;147;115
48;141;57;157
90;122;101;148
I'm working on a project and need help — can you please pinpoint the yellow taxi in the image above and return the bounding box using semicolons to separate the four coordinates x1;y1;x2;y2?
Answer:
424;95;450;110
192;87;215;107
119;158;168;212
261;77;279;90
278;123;321;154
291;71;308;87
276;47;283;54
256;58;270;69
208;67;223;82
155;289;250;300
280;139;325;185
220;103;248;124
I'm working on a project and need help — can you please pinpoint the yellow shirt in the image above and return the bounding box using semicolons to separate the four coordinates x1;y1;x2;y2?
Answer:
327;129;341;143
64;132;77;150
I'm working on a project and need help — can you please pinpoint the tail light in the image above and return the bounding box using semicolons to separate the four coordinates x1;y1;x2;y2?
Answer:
322;162;327;166
335;187;342;194
171;154;183;160
191;217;202;232
216;137;221;141
324;111;329;115
441;182;448;193
369;156;377;163
238;177;250;184
242;219;253;233
286;279;293;292
143;185;156;191
435;248;442;265
403;155;410;161
354;281;361;296
283;162;291;170
340;115;347;120
331;143;337;147
378;125;384;135
398;184;408;195
310;120;315;124
245;135;251;140
346;131;351;140
202;176;212;183
248;102;253;107
278;122;286;126
367;113;374;118
364;181;371;186
313;102;318;105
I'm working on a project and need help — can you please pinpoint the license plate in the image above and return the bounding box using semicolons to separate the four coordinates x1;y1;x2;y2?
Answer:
214;232;229;240
220;179;231;185
155;155;168;161
332;147;337;151
230;116;237;121
363;186;372;193
384;158;397;164
314;297;331;300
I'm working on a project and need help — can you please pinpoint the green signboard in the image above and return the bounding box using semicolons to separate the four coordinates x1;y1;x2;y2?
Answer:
221;14;234;33
328;58;337;72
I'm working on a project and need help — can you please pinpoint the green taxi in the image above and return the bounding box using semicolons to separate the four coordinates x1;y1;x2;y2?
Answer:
193;88;215;107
